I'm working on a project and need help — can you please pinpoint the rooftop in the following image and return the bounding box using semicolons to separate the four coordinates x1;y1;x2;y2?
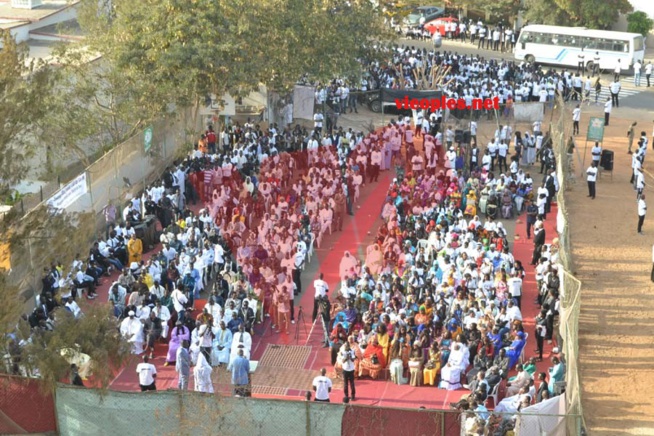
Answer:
0;0;78;22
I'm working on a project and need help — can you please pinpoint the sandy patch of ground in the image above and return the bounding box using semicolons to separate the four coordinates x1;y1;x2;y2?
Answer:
566;111;654;436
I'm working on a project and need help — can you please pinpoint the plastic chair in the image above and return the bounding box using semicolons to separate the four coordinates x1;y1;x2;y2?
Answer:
308;233;315;263
486;382;500;409
519;332;529;365
417;239;431;260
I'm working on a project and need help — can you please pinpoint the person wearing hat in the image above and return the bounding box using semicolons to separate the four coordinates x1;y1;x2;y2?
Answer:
120;310;145;354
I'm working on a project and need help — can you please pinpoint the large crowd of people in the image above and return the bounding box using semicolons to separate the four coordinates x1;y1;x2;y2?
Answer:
320;117;565;433
5;41;569;433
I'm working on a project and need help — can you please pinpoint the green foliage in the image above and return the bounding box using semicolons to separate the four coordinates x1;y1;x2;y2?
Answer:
525;0;633;29
1;206;128;392
524;0;574;26
0;272;25;345
19;304;130;393
40;48;175;164
627;11;654;37
461;0;523;21
77;0;393;100
0;30;56;191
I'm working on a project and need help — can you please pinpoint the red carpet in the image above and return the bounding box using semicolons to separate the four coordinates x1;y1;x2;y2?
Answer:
98;142;560;409
511;206;560;378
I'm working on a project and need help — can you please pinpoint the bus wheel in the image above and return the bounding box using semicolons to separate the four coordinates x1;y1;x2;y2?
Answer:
586;61;595;72
525;55;535;64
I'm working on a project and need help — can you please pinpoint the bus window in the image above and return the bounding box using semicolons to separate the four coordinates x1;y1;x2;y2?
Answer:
584;37;597;49
613;41;626;52
550;35;560;45
519;31;531;43
596;39;611;51
633;36;644;51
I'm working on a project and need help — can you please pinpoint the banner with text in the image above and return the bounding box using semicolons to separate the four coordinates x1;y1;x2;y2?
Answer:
47;172;88;210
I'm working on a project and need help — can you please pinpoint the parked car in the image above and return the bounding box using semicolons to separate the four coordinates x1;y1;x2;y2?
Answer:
402;6;445;29
365;91;411;115
423;16;459;37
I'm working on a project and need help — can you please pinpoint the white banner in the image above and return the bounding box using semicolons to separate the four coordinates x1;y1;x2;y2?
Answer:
293;85;315;120
47;172;88;210
514;102;544;123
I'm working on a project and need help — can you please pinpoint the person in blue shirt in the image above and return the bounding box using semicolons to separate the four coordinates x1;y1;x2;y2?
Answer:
231;349;250;397
472;399;489;420
548;356;565;395
227;312;243;334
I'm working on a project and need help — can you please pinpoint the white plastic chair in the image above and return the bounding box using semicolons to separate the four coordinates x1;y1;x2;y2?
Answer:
417;239;430;260
519;332;529;365
486;382;499;409
308;233;315;263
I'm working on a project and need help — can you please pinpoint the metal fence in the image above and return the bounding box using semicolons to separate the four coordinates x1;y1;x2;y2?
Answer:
0;374;56;433
550;94;586;435
5;107;200;304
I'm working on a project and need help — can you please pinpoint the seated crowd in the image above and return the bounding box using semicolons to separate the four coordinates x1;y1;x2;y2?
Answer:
323;126;564;432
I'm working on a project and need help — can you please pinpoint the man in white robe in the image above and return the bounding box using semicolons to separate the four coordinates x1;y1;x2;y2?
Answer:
205;298;223;328
228;324;252;369
440;344;467;390
120;311;145;354
339;251;358;281
212;321;232;366
188;321;203;365
193;353;214;393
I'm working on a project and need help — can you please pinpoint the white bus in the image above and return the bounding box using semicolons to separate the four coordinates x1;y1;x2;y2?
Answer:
515;25;645;72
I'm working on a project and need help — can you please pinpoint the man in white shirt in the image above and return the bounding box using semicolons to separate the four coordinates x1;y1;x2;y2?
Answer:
136;355;157;391
586;162;598;199
591;142;602;168
604;97;612;126
171;284;189;321
614;59;622;81
634;60;642;87
572;104;581;136
313;112;324;134
638;194;647;234
370;147;382;182
312;368;333;402
645;61;652;87
635;166;645;199
507;272;523;308
312;273;329;322
609;79;621;108
65;296;82;319
338;342;356;401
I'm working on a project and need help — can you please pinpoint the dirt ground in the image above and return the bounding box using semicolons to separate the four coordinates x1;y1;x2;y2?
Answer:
564;107;654;436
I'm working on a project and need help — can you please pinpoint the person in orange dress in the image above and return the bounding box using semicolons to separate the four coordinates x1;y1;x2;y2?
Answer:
359;338;387;380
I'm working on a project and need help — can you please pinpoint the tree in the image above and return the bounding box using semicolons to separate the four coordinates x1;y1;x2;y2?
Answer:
459;0;523;23
525;0;633;29
18;304;130;393
76;0;393;106
524;0;574;26
0;206;129;392
37;49;176;170
627;11;654;37
0;30;56;196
